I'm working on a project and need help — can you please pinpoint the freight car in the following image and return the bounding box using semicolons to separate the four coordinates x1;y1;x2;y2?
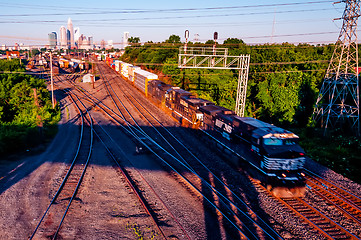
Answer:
165;87;214;124
128;66;141;82
133;69;158;96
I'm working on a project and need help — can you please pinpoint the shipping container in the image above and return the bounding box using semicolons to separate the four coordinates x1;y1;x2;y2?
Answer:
128;65;141;82
134;69;158;96
120;62;132;79
114;60;122;72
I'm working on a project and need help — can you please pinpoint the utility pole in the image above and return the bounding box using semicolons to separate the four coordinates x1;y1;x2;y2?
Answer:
50;52;55;108
313;0;360;135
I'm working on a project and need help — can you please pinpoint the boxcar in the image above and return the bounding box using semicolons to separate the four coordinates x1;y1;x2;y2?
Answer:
133;69;158;96
128;66;141;82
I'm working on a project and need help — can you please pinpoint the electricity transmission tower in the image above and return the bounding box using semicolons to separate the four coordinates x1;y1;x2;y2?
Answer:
313;0;360;135
178;31;250;117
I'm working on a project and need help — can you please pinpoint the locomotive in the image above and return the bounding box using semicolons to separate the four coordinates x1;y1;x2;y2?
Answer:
105;57;307;197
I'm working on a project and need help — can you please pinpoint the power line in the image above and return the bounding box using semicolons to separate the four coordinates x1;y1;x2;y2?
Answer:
0;1;335;17
0;7;336;21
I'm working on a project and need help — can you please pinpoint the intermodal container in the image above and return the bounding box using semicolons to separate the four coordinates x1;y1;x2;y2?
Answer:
134;69;158;96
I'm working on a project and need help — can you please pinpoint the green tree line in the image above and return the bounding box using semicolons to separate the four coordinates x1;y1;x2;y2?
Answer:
121;37;334;127
0;59;60;155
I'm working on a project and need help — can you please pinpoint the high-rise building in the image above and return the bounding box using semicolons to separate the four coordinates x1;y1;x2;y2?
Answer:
100;39;106;49
59;26;67;49
107;40;114;49
74;27;80;48
123;32;129;49
48;32;57;49
67;29;71;49
67;18;75;49
88;36;94;49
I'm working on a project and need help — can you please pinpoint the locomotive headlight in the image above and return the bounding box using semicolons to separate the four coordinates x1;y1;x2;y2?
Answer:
300;172;305;177
281;173;287;178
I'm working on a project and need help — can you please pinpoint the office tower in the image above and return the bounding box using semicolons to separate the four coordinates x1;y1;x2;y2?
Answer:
59;26;67;49
123;32;129;48
67;29;71;49
100;39;106;49
67;17;75;49
107;40;113;49
74;27;80;48
48;32;57;49
88;36;94;49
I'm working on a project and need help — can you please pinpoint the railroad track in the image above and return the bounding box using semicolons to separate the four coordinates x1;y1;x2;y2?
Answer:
251;178;359;240
280;197;358;239
306;170;361;217
96;61;283;239
35;58;361;239
29;89;94;240
304;169;361;232
55;69;191;239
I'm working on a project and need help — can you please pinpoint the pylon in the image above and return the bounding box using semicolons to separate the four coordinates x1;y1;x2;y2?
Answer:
313;0;360;135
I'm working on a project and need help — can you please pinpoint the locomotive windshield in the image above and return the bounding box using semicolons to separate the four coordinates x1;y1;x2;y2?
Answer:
263;138;283;146
263;137;297;146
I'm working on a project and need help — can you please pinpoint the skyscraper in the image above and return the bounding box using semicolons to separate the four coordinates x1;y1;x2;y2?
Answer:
74;27;80;48
123;32;129;49
67;18;75;49
67;29;71;49
88;36;94;48
59;26;67;49
48;32;57;49
100;39;106;49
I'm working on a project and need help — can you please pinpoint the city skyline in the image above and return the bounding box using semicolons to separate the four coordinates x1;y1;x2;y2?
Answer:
0;0;352;47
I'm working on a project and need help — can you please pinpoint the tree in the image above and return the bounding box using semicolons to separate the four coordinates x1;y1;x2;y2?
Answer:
223;38;244;45
128;37;140;43
165;35;181;44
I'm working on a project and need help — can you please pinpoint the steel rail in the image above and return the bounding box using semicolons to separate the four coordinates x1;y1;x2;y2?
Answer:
108;65;281;240
99;62;279;239
306;176;361;225
60;62;276;239
59;67;187;239
281;197;358;240
91;119;174;240
305;169;361;208
253;179;359;240
89;63;250;238
52;90;94;240
29;86;93;240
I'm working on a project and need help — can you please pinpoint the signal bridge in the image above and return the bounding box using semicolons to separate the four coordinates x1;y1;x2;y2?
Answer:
178;47;249;70
178;46;250;117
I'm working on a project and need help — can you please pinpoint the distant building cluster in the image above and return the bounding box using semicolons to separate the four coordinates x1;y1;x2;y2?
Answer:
1;43;35;51
1;18;130;51
48;18;94;50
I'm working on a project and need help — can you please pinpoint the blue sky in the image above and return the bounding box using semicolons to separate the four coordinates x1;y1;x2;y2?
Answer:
0;0;347;47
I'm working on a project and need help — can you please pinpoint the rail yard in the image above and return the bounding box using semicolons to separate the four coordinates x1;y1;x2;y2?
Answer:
0;56;360;240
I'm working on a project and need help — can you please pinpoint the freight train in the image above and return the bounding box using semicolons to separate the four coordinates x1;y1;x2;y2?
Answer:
105;57;306;197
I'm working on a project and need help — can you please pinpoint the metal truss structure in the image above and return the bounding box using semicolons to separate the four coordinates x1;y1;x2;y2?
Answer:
313;0;360;135
178;47;250;116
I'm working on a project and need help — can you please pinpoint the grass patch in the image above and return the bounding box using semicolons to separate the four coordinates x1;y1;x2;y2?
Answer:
293;127;361;184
